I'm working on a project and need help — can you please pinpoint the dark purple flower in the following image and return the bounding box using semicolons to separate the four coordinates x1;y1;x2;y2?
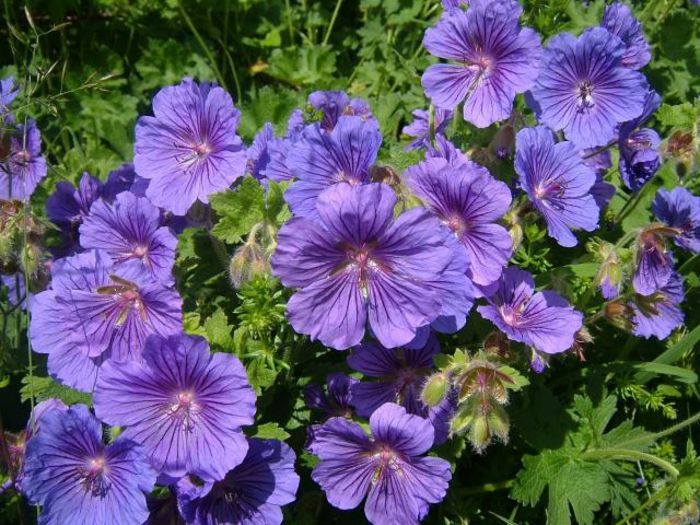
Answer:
177;438;299;525
247;122;275;181
102;163;145;201
422;0;541;128
403;108;453;151
284;116;382;218
629;272;684;340
308;91;373;131
653;187;700;253
308;403;451;525
45;172;101;256
134;77;247;215
600;3;650;70
478;266;583;354
348;335;455;445
94;333;256;481
80;191;177;283
581;149;616;210
304;372;357;418
21;404;156;525
29;250;182;391
1;273;26;308
272;183;463;350
405;156;512;285
620;128;661;191
0;119;47;200
516;126;599;247
632;226;675;296
0;76;18;116
531;27;647;149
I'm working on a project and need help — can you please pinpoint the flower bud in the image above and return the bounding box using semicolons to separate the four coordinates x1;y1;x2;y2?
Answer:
229;241;268;289
20;242;41;276
469;415;490;453
488;403;510;443
420;372;449;407
604;301;635;331
483;331;511;359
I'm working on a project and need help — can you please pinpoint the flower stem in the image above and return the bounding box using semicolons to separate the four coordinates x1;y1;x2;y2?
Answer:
583;448;679;477
322;0;343;46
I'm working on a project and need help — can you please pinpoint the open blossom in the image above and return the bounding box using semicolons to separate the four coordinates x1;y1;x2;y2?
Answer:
600;3;650;70
134;77;247;215
629;272;685;340
21;404;156;525
29;250;182;391
304;372;357;418
94;333;256;481
284;115;382;218
405;156;512;285
80;191;177;283
102;163;145;201
478;266;583;355
531;27;647;149
309;403;451;525
308;91;373;131
402;107;453;151
177;438;300;525
632;225;676;296
247;122;275;181
516;126;599;247
272;183;465;350
653;187;700;253
422;0;541;128
265;110;307;183
0;119;47;200
348;335;455;445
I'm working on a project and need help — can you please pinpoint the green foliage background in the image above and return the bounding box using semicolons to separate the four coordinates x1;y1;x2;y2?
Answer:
1;0;699;524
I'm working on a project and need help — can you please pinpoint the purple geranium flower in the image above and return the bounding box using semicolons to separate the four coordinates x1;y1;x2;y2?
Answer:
21;404;156;525
632;226;676;296
531;27;647;149
629;272;684;340
272;182;463;350
348;334;455;445
102;163;145;201
265;111;307;183
403;107;453;151
600;3;650;70
0;76;18;116
247;122;275;181
308;91;373;131
309;403;451;525
284;115;382;218
477;266;583;354
442;0;468;10
422;0;541;128
80;191;177;283
516;126;599;247
134;77;247;215
304;371;357;418
29;250;182;391
653;187;700;253
427;134;471;167
46;172;102;256
176;438;299;525
0;119;47;200
405;156;512;285
93;333;256;481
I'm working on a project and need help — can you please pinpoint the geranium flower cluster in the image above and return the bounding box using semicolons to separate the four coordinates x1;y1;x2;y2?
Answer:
1;1;697;524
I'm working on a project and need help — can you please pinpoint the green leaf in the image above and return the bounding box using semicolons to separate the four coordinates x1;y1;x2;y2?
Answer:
210;178;266;244
247;421;290;441
656;102;699;130
635;323;700;384
20;375;92;406
266;46;338;88
204;310;235;352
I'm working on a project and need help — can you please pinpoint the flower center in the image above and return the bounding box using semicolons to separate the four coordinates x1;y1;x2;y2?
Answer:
78;456;109;497
499;302;526;327
96;275;146;325
132;244;149;259
193;141;212;157
370;444;402;485
534;180;565;203
445;213;467;237
169;390;199;433
576;81;595;109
